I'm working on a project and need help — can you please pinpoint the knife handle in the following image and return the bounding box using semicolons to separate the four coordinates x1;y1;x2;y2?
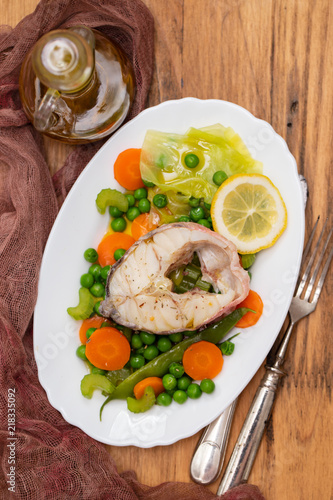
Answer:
190;398;238;484
216;366;285;494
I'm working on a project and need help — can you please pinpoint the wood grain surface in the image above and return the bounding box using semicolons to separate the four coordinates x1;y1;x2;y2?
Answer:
2;1;332;499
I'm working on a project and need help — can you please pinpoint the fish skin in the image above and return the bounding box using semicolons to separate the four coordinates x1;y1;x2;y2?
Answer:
100;222;250;334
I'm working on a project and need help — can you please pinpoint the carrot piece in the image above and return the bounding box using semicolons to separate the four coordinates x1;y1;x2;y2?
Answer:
133;377;165;400
114;148;144;191
236;290;264;328
97;233;135;267
85;327;131;371
79;316;110;345
131;213;159;240
182;341;223;380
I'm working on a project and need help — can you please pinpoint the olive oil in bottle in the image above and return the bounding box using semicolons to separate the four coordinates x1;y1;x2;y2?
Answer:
19;26;135;143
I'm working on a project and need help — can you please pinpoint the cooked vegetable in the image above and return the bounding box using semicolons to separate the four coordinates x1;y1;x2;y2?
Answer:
173;390;188;404
76;344;88;360
213;170;228;186
126;206;141;221
114;148;144;191
156;392;172;406
84;248;98;263
114;248;126;261
200;378;215;394
140;125;262;203
67;287;97;320
96;188;128;215
99;308;248;417
90;282;105;298
127;385;156;413
187;383;202;399
162;373;177;391
133;377;165;399
153;193;167;208
240;253;256;270
184;153;199;168
168;362;184;378
109;206;124;218
79;316;107;344
134;187;148;200
111;217;127;232
89;263;102;282
85;327;131;371
80;374;115;399
177;375;192;391
131;213;158;240
80;273;94;288
236;290;264;328
183;341;223;380
97;233;135;267
137;198;150;213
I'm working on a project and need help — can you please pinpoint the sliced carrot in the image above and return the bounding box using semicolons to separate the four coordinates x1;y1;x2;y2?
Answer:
131;213;159;240
114;148;144;191
236;289;264;328
182;341;223;380
79;316;110;345
85;327;131;371
133;377;165;400
97;233;135;267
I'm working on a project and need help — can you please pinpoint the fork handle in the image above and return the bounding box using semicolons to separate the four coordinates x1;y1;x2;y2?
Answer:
217;365;286;495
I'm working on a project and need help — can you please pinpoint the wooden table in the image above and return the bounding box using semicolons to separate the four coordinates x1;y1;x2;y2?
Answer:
2;1;332;498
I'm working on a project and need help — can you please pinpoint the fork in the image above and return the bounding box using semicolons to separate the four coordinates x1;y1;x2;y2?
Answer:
216;217;332;494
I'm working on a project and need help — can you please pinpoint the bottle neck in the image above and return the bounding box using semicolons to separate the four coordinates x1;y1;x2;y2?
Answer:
31;27;95;94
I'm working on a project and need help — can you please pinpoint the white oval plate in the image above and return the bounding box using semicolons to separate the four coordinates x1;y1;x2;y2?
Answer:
34;98;304;448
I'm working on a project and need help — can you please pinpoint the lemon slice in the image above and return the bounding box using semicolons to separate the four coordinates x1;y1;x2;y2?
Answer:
211;174;287;254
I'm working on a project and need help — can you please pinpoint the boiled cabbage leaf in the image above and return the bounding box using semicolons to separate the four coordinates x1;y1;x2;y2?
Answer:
140;124;263;203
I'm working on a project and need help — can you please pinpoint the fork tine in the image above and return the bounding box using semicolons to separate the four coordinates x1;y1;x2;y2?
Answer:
296;217;327;297
304;224;333;301
311;231;333;304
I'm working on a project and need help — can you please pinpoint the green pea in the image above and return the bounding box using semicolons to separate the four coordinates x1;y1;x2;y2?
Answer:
187;383;202;399
90;282;105;298
157;336;172;353
114;248;126;261
188;196;200;208
178;216;191;222
162;373;177;391
169;332;184;343
198;218;212;229
125;194;136;207
138;198;151;213
142;179;155;188
109;206;124;218
76;345;87;360
177;375;192;391
184;153;199;168
135;346;146;356
111;217;127;232
84;248;98;263
213;170;228;186
91;366;107;375
89;264;102;282
143;345;159;361
157;392;172;406
204;202;211;211
168;362;184;378
93;300;103;316
130;355;145;369
190;206;205;222
126;206;141;221
200;379;215;394
131;334;143;349
80;273;94;288
100;265;111;281
173;390;188;404
140;331;156;345
134;187;148;200
153;194;167;208
86;327;97;339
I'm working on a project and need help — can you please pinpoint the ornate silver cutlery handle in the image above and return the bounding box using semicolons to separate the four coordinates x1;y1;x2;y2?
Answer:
190;398;238;484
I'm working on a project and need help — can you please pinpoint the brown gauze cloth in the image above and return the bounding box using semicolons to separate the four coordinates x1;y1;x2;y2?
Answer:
0;0;265;499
